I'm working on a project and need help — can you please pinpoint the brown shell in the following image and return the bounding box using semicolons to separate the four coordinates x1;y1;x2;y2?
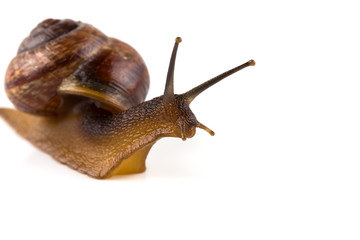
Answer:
5;19;149;116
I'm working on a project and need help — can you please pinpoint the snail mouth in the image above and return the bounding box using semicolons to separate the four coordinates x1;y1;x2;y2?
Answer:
178;125;196;141
178;122;214;141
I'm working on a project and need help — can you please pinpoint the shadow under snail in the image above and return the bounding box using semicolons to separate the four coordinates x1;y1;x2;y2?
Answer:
0;19;255;179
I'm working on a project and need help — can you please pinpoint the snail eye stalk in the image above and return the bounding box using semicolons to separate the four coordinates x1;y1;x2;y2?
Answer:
163;37;182;105
183;60;255;104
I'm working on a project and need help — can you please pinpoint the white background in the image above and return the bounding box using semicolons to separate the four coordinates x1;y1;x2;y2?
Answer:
0;0;359;239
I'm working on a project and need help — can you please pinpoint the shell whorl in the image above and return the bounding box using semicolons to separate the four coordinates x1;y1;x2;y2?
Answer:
5;19;149;116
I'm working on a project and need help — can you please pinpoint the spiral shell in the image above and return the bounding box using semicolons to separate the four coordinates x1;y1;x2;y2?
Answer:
5;19;149;116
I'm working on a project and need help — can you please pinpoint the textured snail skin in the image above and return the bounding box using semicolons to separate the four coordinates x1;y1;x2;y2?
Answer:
0;95;196;178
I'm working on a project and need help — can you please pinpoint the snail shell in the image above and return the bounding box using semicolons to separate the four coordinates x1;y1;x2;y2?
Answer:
5;19;150;116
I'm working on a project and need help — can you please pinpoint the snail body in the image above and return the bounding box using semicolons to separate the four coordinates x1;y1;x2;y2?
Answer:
0;19;255;179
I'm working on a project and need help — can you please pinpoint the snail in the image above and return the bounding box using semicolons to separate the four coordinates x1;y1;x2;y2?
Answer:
0;18;255;179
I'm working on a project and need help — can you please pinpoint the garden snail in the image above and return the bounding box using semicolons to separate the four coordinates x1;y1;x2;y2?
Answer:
0;18;255;179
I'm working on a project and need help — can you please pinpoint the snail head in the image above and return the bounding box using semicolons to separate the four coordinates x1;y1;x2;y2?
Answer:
162;37;255;141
